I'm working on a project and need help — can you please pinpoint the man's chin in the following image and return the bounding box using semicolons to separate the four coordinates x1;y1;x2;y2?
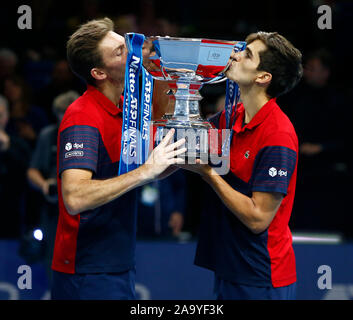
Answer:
225;71;236;82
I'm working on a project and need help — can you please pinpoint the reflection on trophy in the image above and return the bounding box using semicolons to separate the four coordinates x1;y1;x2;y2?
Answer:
143;36;242;160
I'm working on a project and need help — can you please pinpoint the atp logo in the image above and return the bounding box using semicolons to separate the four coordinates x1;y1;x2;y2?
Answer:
208;50;221;61
269;167;277;177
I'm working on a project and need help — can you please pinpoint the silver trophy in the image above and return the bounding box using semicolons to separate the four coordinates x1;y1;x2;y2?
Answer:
143;36;241;159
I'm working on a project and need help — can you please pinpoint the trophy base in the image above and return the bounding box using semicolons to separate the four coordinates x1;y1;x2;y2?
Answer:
154;116;211;161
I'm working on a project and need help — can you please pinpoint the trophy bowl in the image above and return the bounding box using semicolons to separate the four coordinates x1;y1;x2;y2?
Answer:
143;36;241;160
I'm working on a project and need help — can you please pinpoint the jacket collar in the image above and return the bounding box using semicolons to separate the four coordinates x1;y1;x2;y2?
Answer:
86;85;123;115
233;98;277;133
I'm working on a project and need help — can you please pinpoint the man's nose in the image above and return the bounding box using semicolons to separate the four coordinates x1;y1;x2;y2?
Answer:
230;51;240;62
230;50;240;62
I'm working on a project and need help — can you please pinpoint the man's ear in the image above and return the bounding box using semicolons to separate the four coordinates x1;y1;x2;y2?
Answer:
91;68;107;81
255;72;272;87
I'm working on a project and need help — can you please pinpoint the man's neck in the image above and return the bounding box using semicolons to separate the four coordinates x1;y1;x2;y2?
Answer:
239;85;271;124
96;80;124;106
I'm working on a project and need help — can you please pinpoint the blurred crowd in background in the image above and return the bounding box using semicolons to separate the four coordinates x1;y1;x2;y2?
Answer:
0;0;352;266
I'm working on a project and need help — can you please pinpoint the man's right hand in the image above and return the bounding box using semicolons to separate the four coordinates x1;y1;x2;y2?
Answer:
142;128;186;180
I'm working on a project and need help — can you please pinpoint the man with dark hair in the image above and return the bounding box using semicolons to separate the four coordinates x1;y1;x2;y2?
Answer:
180;32;302;300
51;18;186;300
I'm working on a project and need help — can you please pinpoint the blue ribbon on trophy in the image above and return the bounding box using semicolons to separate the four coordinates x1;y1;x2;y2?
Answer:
139;68;153;165
221;41;247;157
119;33;154;175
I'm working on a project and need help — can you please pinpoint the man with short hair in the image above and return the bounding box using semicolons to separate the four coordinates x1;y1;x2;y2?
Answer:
181;32;303;300
51;18;186;300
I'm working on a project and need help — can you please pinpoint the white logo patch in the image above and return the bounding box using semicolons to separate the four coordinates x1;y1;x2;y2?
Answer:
278;169;287;177
65;142;72;151
65;151;84;158
269;167;277;177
